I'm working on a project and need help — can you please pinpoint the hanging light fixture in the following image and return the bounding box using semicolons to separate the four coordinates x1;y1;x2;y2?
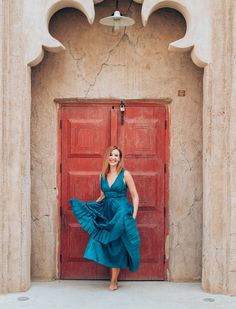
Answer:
99;0;135;31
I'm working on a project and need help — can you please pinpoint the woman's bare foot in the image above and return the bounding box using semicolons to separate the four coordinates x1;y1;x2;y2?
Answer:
108;282;118;291
109;268;120;291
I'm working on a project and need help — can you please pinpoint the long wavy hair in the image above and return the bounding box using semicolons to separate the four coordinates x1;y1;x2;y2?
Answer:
102;146;124;178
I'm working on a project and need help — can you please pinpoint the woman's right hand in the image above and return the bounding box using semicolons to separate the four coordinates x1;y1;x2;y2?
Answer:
96;190;105;202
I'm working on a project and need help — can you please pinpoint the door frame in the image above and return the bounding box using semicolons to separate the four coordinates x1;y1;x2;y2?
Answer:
56;99;170;280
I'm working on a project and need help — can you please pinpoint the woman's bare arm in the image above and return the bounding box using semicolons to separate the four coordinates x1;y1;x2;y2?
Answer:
124;170;139;219
96;191;105;202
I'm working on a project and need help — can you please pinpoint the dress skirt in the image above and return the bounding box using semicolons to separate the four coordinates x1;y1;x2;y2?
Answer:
69;169;140;271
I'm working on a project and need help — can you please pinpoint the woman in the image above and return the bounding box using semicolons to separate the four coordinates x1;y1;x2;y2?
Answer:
69;145;140;291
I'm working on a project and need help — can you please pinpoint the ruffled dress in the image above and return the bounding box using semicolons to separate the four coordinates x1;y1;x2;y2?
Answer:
69;169;140;271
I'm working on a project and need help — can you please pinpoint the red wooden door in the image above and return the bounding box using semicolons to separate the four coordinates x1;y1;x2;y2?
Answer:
60;102;167;280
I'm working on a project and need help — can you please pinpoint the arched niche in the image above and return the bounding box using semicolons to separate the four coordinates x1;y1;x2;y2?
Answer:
30;2;203;282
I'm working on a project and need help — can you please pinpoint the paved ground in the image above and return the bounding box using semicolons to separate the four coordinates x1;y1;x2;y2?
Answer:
0;281;236;309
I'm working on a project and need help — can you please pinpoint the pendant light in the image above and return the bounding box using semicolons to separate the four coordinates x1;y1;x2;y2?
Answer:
99;0;135;31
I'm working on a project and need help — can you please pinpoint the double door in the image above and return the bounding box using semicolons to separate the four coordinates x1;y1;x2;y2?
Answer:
60;102;168;280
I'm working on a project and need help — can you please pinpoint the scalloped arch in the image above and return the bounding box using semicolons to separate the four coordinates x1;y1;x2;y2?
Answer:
26;0;210;68
141;0;211;67
26;0;95;66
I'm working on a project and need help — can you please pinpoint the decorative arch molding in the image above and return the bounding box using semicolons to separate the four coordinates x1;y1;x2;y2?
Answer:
142;0;211;67
25;0;95;66
25;0;211;68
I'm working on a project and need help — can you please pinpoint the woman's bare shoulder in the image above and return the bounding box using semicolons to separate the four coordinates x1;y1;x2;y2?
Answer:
124;170;132;178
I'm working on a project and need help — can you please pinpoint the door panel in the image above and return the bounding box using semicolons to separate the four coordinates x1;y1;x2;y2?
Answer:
61;107;111;279
60;103;167;280
117;105;165;279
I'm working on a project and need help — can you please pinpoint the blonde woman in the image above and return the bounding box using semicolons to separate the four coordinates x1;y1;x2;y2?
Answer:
69;145;140;291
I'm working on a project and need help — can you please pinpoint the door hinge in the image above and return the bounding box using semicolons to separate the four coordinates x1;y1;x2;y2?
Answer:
60;119;62;129
60;163;62;173
165;119;167;129
164;163;167;173
60;206;63;217
164;206;166;217
60;254;62;263
163;254;166;264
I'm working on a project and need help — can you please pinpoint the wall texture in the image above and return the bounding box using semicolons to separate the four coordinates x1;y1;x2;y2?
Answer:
31;2;203;280
202;0;236;294
0;0;31;293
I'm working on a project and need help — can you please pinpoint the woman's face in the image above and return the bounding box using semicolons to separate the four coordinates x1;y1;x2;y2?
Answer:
108;149;120;167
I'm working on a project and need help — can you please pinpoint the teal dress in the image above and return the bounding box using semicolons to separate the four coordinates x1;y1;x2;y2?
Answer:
69;169;140;271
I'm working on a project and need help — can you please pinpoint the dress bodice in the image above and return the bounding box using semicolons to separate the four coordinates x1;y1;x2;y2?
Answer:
101;169;127;199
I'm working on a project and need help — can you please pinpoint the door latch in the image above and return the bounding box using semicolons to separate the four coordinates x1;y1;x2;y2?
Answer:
120;101;125;125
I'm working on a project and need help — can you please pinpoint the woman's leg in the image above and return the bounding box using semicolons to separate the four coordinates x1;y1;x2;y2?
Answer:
109;268;120;290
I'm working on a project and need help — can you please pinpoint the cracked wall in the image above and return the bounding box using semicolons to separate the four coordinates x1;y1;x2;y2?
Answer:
31;1;203;280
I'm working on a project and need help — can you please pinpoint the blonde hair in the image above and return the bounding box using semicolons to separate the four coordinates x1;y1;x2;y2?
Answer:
102;146;124;178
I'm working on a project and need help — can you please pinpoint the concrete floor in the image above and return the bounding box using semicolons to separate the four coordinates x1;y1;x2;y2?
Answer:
0;281;236;309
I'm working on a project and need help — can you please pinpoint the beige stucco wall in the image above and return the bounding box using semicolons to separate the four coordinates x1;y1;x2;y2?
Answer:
31;3;203;280
201;0;236;294
0;1;31;293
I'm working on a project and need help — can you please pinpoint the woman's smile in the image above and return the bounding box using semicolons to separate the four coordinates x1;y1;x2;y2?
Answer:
108;149;120;166
108;158;118;165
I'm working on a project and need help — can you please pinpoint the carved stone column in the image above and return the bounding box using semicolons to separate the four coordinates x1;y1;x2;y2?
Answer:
0;0;31;292
202;0;236;294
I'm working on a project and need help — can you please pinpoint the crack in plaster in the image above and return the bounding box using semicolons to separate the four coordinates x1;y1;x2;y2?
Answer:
66;41;91;88
31;215;50;223
171;191;203;227
67;29;132;97
171;216;202;277
84;32;128;97
179;141;192;171
170;189;203;269
67;41;86;62
31;155;54;212
187;192;203;220
66;24;146;97
177;140;202;175
52;1;146;97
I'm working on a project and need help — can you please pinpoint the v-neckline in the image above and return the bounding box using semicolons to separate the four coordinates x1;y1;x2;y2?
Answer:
106;170;122;189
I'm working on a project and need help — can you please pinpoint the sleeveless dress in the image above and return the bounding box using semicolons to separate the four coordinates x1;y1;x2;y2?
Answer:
69;169;140;271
